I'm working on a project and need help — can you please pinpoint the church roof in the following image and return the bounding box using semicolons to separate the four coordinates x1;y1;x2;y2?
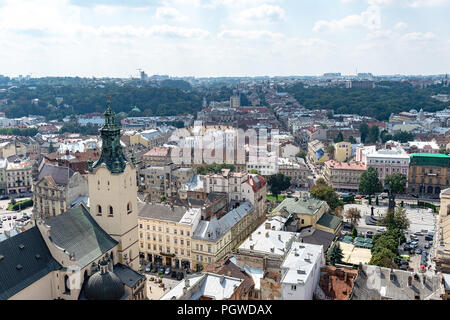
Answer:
45;204;118;268
0;227;61;300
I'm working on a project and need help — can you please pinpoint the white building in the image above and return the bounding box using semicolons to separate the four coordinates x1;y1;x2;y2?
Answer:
280;242;324;300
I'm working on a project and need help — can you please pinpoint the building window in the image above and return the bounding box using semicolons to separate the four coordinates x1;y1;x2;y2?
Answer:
291;285;297;291
97;205;102;215
127;202;132;214
108;206;113;215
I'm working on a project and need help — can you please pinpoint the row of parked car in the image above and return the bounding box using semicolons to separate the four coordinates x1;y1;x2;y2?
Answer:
143;263;186;280
0;213;31;228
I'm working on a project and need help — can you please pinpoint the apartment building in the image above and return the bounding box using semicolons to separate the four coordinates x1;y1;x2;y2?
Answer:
138;203;201;270
139;164;194;202
323;160;366;192
358;147;410;185
191;201;256;271
203;169;267;220
6;160;35;194
277;157;309;187
32;162;89;220
408;153;450;196
334;141;352;162
307;139;327;164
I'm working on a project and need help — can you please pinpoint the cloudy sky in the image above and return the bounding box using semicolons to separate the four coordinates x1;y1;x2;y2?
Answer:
0;0;449;77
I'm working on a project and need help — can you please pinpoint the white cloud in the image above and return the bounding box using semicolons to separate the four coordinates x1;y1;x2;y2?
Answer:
402;31;437;41
313;6;381;32
238;4;285;22
84;25;210;39
217;29;285;40
172;0;276;8
394;21;408;29
409;0;449;7
155;6;188;22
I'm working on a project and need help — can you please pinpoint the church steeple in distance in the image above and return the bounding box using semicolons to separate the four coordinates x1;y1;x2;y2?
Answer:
92;97;129;174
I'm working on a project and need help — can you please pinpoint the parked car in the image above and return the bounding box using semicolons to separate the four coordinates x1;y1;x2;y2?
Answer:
429;241;434;246
406;240;411;245
422;250;428;256
1;217;6;221
176;272;184;280
403;244;410;251
414;232;424;236
164;267;171;275
366;231;374;238
379;193;388;199
377;227;386;232
410;235;418;241
7;216;11;220
400;254;410;262
171;271;177;278
145;264;152;272
415;248;422;255
0;195;9;200
12;215;17;219
159;267;165;274
425;235;433;241
410;241;419;248
424;243;430;249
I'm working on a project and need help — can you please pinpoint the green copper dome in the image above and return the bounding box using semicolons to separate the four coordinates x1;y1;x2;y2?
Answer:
92;99;129;174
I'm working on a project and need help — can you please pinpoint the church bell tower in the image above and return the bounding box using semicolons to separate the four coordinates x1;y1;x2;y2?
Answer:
87;98;139;271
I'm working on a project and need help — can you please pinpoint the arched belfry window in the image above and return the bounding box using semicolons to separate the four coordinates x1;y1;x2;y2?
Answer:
109;206;113;215
97;205;102;215
127;202;132;214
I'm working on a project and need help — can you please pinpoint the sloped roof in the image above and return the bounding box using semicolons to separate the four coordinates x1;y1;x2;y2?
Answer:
272;197;326;216
316;212;342;231
38;162;74;186
0;227;61;300
45;204;118;268
113;263;145;289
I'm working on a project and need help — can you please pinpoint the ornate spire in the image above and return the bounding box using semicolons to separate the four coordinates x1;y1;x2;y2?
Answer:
92;97;128;174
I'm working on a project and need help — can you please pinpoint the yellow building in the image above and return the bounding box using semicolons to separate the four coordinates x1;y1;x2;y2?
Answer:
334;141;352;162
270;195;341;235
138;203;201;270
191;201;256;271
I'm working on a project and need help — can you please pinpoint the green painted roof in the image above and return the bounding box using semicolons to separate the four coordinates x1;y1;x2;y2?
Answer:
272;197;326;216
410;153;450;167
316;212;342;231
92;104;129;174
0;227;61;300
46;204;118;268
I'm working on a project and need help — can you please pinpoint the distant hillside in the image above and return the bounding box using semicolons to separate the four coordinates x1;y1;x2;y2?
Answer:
285;81;449;120
0;81;202;120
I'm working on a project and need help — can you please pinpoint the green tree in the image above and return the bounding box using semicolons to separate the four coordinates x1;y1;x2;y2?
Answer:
392;131;415;143
369;247;397;268
380;130;393;143
328;242;344;266
268;174;291;200
326;145;335;160
384;173;407;211
310;180;341;212
358;167;382;204
333;132;344;143
295;150;307;160
381;207;410;232
48;141;56;153
348;136;357;144
367;125;380;143
250;169;260;175
360;123;369;143
352;227;358;239
345;207;362;229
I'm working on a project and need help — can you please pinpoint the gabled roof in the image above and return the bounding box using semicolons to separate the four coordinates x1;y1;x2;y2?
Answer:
38;162;74;186
316;212;342;231
0;227;61;300
45;204;118;268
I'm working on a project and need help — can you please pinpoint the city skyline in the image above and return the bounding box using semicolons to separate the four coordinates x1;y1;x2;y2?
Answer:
0;0;449;78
